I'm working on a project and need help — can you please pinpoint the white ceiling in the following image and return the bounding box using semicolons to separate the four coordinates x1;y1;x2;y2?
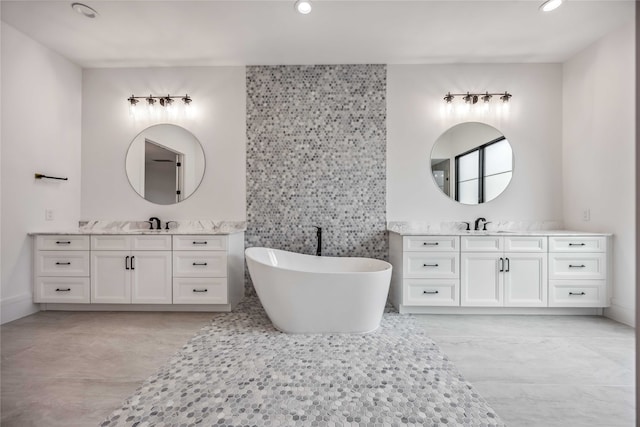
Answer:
1;0;634;68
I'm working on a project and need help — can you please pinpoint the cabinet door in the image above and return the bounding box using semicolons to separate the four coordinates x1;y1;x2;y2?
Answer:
131;251;172;304
91;251;131;303
461;253;503;306
504;253;547;307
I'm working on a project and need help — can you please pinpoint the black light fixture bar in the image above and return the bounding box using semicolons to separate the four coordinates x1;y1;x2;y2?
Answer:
444;91;512;104
127;94;192;106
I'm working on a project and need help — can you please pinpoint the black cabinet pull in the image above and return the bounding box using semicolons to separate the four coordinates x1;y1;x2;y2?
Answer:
422;242;439;246
569;291;586;296
569;243;586;246
56;241;71;245
192;241;208;245
55;262;71;265
499;257;504;272
192;262;208;266
505;258;510;272
423;263;439;267
55;288;71;292
423;290;439;294
131;256;135;270
193;289;208;293
125;255;130;270
569;264;586;268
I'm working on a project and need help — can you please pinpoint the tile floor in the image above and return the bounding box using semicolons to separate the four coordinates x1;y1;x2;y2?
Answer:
0;311;634;426
415;315;635;427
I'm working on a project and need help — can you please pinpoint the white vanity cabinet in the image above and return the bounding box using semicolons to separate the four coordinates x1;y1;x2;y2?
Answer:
389;230;609;314
32;232;245;311
389;234;460;307
34;235;91;303
548;236;609;307
172;235;229;304
90;235;172;304
460;236;547;307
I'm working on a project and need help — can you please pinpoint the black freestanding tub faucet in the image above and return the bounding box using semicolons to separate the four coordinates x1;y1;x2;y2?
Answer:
314;226;322;256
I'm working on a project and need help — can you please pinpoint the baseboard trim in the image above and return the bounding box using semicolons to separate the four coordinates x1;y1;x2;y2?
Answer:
398;305;603;315
1;293;39;324
604;302;635;327
40;303;232;312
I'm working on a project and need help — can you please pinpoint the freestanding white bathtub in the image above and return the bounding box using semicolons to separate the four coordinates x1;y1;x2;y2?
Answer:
245;247;392;334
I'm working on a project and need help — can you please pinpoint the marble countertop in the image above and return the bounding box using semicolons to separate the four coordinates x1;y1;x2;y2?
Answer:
29;220;246;236
388;229;612;236
387;221;612;236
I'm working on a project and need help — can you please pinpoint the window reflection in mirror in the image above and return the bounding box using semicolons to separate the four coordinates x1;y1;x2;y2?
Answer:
430;122;513;205
125;124;205;205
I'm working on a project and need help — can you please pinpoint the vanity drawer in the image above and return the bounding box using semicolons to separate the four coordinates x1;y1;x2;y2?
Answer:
173;252;228;277
173;235;228;251
504;236;547;253
173;278;228;304
91;235;171;251
34;277;90;303
403;235;458;252
549;253;606;280
403;253;459;278
36;251;90;277
131;235;172;251
36;235;89;251
403;279;459;306
461;236;503;252
548;280;607;307
549;236;607;253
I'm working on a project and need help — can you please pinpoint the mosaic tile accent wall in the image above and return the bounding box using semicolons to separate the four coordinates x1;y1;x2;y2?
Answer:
246;65;387;287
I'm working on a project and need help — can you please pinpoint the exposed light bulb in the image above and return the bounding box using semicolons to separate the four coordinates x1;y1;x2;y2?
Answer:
295;0;312;14
539;0;563;12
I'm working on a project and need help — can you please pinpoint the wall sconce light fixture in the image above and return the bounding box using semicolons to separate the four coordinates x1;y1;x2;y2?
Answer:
444;91;512;105
127;94;193;118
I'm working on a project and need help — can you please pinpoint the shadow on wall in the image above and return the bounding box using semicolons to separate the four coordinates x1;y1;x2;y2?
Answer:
244;65;388;293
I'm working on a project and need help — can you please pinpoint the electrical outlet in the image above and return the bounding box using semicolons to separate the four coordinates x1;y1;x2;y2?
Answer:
582;209;591;222
45;209;54;221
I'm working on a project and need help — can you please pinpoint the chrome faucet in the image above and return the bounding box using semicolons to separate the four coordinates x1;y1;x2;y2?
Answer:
474;217;487;231
148;217;161;230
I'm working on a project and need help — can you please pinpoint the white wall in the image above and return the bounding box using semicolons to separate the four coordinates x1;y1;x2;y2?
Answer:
563;22;635;326
0;23;82;323
387;64;564;225
81;67;246;221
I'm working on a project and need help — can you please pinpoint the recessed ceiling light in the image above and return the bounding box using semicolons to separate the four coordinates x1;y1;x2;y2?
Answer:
539;0;563;12
71;2;98;19
294;0;312;15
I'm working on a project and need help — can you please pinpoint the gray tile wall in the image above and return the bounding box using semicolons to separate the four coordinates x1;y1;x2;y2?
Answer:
246;65;387;288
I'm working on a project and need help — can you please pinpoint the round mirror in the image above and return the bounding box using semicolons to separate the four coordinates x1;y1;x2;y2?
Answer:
430;122;513;205
125;124;205;205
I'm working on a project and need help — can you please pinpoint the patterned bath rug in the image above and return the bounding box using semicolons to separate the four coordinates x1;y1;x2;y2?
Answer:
101;296;504;426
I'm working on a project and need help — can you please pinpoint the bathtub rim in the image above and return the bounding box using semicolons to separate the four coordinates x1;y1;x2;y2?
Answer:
245;247;392;275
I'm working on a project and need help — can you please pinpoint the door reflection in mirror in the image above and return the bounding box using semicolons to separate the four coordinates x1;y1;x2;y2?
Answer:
430;122;513;205
144;140;185;204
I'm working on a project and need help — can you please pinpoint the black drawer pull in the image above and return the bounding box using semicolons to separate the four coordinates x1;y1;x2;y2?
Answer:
56;241;71;245
55;262;71;265
193;289;208;293
422;242;439;246
193;241;208;245
423;263;439;267
55;288;71;292
423;290;439;294
569;243;586;246
569;292;586;296
569;264;586;268
192;262;208;266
